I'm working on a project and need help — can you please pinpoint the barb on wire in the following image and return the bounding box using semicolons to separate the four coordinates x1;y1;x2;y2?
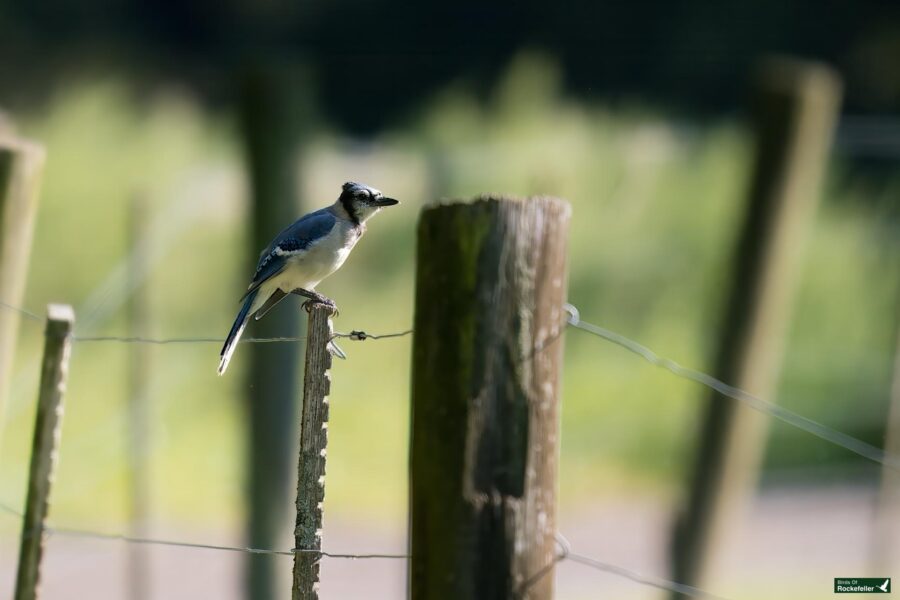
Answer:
564;303;900;472
328;329;412;359
333;329;414;341
0;300;44;323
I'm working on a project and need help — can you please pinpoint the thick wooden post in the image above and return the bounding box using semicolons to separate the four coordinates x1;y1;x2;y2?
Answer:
410;196;571;600
238;65;314;600
292;304;333;600
670;59;842;596
14;304;74;600
0;136;44;430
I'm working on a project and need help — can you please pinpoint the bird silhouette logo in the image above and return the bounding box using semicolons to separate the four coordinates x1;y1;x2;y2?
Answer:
878;579;890;593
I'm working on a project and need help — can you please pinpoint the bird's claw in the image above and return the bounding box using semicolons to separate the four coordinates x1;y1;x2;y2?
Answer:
292;287;338;316
302;298;339;317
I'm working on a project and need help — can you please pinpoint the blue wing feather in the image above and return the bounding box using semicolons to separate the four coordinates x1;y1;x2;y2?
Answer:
241;208;337;299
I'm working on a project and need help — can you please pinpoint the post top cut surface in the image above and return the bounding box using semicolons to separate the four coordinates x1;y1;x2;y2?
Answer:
422;195;572;217
46;304;74;324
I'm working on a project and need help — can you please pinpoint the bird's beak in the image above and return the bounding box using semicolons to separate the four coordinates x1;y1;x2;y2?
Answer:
374;197;399;207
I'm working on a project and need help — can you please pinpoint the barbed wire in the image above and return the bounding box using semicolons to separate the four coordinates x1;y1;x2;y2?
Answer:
0;302;413;346
564;303;900;472
563;551;730;600
514;533;731;600
514;534;572;597
2;299;897;471
72;335;307;345
333;329;414;341
46;527;410;560
68;331;414;346
0;300;44;323
0;499;22;518
71;330;416;345
0;499;407;560
1;299;896;596
1;500;725;598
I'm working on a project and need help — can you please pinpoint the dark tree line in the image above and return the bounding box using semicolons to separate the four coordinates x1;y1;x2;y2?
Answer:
2;0;898;131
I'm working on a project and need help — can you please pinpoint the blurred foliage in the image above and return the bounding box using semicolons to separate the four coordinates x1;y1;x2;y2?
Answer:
0;54;897;541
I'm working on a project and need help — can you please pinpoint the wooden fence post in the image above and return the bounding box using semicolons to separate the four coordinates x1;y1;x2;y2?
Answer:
292;303;333;600
0;136;44;432
14;304;75;600
409;196;571;600
670;58;842;596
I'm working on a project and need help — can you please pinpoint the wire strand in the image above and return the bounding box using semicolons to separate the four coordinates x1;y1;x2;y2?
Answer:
564;551;732;600
5;294;895;469
333;329;414;341
1;500;727;599
515;534;571;596
0;300;414;346
0;503;407;560
2;297;892;591
564;304;900;472
72;335;307;345
517;532;729;600
69;329;414;346
0;499;23;518
45;527;409;560
0;300;45;323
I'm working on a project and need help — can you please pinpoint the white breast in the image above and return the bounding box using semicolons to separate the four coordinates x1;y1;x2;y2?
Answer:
273;221;361;292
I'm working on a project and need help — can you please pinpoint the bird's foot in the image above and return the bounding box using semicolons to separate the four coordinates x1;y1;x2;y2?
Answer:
301;299;338;316
293;288;339;316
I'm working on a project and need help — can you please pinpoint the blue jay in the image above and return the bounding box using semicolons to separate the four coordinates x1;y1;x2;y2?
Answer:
218;181;399;375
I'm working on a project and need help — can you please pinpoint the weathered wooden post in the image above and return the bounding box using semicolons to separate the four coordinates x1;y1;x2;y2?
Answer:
0;135;44;431
670;58;842;596
291;303;334;600
14;304;74;600
410;196;571;600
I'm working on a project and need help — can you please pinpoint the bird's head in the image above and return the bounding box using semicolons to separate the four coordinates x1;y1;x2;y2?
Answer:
338;181;399;224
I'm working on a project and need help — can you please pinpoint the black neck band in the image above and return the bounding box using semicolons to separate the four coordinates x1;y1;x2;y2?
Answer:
340;193;360;226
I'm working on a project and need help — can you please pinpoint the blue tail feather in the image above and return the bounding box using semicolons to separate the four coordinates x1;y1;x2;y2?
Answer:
218;289;258;375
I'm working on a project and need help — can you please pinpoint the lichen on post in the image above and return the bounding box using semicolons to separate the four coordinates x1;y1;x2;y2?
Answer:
410;196;571;600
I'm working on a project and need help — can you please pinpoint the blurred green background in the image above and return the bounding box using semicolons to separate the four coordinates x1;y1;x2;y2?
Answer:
1;50;897;524
0;47;898;599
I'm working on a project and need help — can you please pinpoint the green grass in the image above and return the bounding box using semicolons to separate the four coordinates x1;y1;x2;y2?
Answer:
0;54;897;538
